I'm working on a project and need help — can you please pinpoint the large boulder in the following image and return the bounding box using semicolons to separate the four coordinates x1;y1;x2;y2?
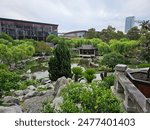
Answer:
51;97;63;111
22;90;54;113
24;90;38;99
2;96;19;105
54;76;68;97
0;105;22;113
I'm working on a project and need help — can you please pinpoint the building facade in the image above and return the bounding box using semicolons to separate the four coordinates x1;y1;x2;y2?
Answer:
0;18;58;41
125;16;135;33
63;30;87;38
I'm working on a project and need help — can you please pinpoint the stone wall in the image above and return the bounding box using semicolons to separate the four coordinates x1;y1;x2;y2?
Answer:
114;64;150;113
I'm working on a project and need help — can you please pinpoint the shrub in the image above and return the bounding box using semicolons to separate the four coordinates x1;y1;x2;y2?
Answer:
101;52;125;70
60;83;121;113
102;75;114;88
72;67;83;81
41;102;55;113
0;69;20;92
83;69;96;83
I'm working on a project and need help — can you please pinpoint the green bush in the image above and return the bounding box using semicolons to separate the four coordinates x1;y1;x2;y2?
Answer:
83;69;96;83
101;52;125;69
0;69;20;92
102;75;114;89
72;67;83;81
41;102;55;113
60;83;121;113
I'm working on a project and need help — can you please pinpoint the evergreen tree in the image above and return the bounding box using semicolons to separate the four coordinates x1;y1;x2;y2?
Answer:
48;42;71;81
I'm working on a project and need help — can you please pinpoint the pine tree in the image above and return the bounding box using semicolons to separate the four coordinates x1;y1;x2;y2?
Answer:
48;42;71;81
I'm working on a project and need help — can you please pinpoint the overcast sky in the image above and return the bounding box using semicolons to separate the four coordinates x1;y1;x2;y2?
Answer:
0;0;150;32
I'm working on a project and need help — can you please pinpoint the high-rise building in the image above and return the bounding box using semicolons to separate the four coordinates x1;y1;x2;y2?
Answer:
0;17;58;41
125;16;135;33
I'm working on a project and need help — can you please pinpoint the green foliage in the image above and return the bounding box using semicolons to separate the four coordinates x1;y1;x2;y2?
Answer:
138;64;150;68
0;69;20;92
0;42;35;68
84;28;97;39
19;79;39;90
102;75;114;88
126;27;141;40
59;82;121;113
110;39;139;58
41;102;55;113
35;42;53;56
138;32;150;63
0;33;13;43
48;57;59;81
48;42;71;81
46;34;57;43
83;69;96;83
101;52;125;69
72;67;83;81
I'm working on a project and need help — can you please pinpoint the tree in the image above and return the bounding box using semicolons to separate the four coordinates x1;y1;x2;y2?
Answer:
72;67;83;82
140;20;150;33
99;26;116;43
84;28;97;39
126;27;141;40
48;42;71;81
138;32;150;63
46;34;57;42
115;31;125;40
0;32;13;43
35;42;53;56
101;52;125;69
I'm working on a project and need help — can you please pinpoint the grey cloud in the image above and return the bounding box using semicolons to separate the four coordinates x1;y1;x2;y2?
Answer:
0;0;150;32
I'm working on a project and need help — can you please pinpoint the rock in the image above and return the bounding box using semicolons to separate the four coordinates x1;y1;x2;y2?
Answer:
26;69;31;74
36;91;47;96
41;78;51;85
67;78;72;83
14;89;29;96
37;85;46;89
0;105;22;113
27;85;36;90
14;90;24;96
54;76;68;97
3;96;19;105
24;90;38;99
18;96;24;102
45;83;54;89
22;90;54;113
51;97;63;111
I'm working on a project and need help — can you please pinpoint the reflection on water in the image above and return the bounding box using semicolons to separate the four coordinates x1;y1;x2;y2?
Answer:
33;71;49;79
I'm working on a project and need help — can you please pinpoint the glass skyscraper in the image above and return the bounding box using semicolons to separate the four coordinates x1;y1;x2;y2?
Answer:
125;16;135;33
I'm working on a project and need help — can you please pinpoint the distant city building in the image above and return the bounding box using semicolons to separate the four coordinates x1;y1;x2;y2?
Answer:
125;16;135;33
63;30;87;38
0;17;58;41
